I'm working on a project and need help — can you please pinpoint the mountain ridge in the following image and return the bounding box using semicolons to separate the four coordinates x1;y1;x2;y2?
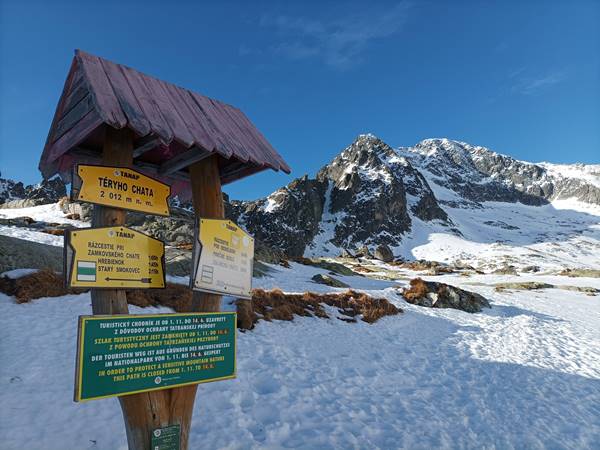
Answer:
228;134;600;258
2;135;599;264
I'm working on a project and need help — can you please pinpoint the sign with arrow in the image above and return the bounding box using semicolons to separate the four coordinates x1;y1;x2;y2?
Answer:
191;218;254;298
72;164;171;216
64;226;166;289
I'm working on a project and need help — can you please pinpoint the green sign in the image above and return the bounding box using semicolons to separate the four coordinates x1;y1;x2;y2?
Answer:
151;425;180;450
74;313;236;402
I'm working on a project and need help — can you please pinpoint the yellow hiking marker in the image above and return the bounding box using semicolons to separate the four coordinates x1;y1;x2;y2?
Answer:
64;226;166;289
191;219;254;299
72;164;171;216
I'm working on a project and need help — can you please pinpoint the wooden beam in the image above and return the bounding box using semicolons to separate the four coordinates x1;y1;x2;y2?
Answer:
91;127;199;450
158;146;212;176
220;163;266;185
189;154;225;312
132;135;160;158
72;146;189;182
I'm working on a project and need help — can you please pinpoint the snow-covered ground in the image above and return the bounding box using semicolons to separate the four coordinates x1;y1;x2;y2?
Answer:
1;202;600;449
1;262;600;449
391;198;600;272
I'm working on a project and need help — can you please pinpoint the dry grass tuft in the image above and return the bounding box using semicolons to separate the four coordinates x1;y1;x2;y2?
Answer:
239;288;401;330
0;272;401;331
126;285;192;311
403;278;429;301
0;269;78;303
0;270;191;308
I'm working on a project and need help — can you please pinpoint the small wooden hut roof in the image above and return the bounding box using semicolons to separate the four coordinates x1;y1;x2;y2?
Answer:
39;50;290;197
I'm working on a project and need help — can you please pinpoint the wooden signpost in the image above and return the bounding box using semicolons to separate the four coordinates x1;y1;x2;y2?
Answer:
39;50;291;450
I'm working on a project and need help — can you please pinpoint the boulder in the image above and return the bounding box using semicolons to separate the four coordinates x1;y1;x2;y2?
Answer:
0;235;63;274
374;244;394;262
311;274;349;288
402;278;490;313
58;198;93;222
355;245;373;258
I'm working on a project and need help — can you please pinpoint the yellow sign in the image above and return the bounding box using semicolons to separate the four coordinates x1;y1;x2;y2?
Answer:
65;226;166;289
192;219;254;299
73;165;171;216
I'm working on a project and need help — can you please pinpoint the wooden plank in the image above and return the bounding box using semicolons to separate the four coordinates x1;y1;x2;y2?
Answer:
132;135;160;158
47;109;103;163
188;92;237;158
220;163;266;185
204;98;254;162
121;65;174;145
189;93;239;159
158;146;212;176
99;58;152;137
40;57;80;172
51;94;95;143
140;75;195;147
163;83;216;152
71;146;189;182
219;105;264;165
226;105;290;172
61;75;89;117
76;50;127;128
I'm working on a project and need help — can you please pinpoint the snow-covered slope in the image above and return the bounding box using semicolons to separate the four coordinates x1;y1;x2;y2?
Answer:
228;135;600;272
1;263;600;449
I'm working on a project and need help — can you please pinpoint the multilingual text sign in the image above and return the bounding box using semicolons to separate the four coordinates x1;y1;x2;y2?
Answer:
74;313;236;401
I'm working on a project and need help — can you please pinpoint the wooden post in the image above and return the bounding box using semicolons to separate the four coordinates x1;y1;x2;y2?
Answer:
91;129;225;449
189;155;225;312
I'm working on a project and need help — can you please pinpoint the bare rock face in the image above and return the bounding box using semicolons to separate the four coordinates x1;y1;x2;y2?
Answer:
0;235;63;274
0;176;66;207
228;175;328;257
401;138;600;207
374;244;394;262
228;135;450;257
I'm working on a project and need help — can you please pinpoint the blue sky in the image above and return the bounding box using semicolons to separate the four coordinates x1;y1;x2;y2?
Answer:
1;0;599;200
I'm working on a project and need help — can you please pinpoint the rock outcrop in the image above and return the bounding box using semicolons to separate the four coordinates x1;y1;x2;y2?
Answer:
402;278;491;313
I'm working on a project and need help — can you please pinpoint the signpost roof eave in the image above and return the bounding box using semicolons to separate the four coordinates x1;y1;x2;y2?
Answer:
39;49;291;196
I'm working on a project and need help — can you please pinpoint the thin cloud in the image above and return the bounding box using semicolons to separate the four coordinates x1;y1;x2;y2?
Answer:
511;70;567;95
258;2;412;69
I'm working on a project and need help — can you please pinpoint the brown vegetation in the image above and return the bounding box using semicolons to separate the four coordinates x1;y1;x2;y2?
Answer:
41;229;66;236
403;278;429;301
0;269;80;303
126;284;192;311
397;260;454;274
240;288;401;330
0;271;401;330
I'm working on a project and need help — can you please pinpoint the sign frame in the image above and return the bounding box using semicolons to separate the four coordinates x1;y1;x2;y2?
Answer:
74;312;237;402
71;163;172;216
191;218;254;299
63;225;167;290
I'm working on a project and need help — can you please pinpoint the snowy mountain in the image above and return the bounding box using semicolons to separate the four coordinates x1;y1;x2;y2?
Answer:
0;175;66;207
230;134;600;264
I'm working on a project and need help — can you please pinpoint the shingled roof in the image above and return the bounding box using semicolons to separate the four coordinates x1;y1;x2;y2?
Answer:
39;50;290;196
